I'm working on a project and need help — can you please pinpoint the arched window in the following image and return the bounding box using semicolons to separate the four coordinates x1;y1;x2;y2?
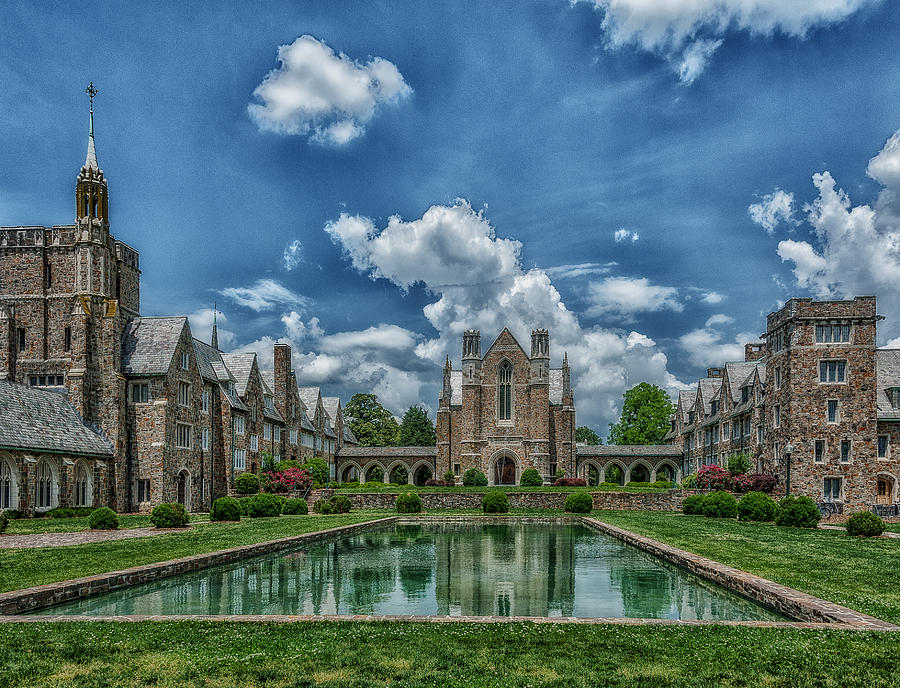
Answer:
36;461;55;510
498;361;513;420
73;464;91;507
1;460;17;510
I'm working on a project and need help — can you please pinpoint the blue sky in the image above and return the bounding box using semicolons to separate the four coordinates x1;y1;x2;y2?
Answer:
3;1;900;433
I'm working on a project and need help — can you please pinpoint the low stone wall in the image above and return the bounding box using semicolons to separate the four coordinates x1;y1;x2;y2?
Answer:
340;490;696;511
0;517;397;616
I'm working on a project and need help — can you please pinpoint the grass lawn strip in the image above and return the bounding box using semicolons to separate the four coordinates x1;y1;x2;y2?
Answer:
1;621;898;687
595;510;900;624
3;513;209;535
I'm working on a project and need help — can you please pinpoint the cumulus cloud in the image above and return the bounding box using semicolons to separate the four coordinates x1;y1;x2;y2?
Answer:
699;291;725;304
282;240;303;270
221;279;309;312
187;307;236;349
585;276;682;318
614;228;639;242
775;129;900;338
749;188;796;234
679;326;760;367
705;313;734;327
545;262;617;279
248;35;411;145
579;0;876;83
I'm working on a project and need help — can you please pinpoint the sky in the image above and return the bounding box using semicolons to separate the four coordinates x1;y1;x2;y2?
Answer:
2;1;900;435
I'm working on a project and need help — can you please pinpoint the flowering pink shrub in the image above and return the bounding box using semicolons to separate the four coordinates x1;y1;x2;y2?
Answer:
697;464;731;491
729;473;754;493
264;467;312;494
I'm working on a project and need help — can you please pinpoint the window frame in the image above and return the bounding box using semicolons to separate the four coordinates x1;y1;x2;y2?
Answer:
175;422;192;449
497;360;514;422
131;382;150;404
178;381;191;407
840;439;851;464
814;439;825;464
819;360;847;384
180;352;190;370
816;324;851;344
826;399;839;424
824;476;843;502
877;435;889;460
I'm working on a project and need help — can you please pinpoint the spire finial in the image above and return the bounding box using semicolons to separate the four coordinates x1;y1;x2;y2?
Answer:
83;82;99;170
211;302;219;350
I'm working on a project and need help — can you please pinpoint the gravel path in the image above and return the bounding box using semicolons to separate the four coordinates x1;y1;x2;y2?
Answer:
0;527;188;549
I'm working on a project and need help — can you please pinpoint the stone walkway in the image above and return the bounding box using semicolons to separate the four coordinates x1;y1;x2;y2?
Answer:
0;527;182;549
819;524;900;538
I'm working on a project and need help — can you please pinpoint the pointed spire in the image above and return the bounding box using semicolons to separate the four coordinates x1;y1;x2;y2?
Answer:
444;354;451;371
84;82;99;171
211;303;219;350
563;351;569;368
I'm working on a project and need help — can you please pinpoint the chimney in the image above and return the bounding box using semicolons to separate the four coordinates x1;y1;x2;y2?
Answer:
707;367;724;378
273;343;291;417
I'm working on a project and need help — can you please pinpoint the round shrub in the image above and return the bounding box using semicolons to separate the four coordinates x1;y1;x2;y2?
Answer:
775;495;821;528
519;468;543;487
846;511;885;537
443;471;457;484
234;472;260;495
210;496;241;522
481;489;509;514
737;491;777;522
313;498;335;514
681;494;705;515
150;502;189;528
302;458;330;487
245;492;282;518
564;492;593;513
463;468;488;487
329;495;352;514
396;492;423;514
747;474;778;494
701;490;738;518
88;506;118;530
282;497;308;515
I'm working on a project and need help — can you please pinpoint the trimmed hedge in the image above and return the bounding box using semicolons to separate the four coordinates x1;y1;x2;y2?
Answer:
737;491;777;522
312;498;334;514
701;491;738;518
210;496;241;522
564;492;593;513
150;502;190;528
463;468;488;487
681;494;705;515
775;495;821;528
282;497;308;515
235;472;260;495
519;468;543;487
481;490;510;514
245;492;282;518
846;511;885;537
88;507;118;530
396;492;423;513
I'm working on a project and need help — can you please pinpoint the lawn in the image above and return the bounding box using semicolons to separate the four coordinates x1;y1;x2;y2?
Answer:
1;620;897;688
595;510;900;624
3;513;209;535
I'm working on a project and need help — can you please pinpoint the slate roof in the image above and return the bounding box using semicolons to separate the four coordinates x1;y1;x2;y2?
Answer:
343;424;358;445
322;397;340;424
298;386;321;413
191;338;221;382
725;361;757;400
677;387;697;417
300;410;316;432
122;317;187;376
697;377;723;416
876;349;900;419
449;371;462;406
338;446;437;458
220;353;256;397
548;369;564;404
0;380;114;457
576;445;682;457
260;370;275;392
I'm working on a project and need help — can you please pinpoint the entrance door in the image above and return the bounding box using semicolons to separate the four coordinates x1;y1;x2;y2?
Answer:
177;472;187;508
877;478;892;505
494;456;516;485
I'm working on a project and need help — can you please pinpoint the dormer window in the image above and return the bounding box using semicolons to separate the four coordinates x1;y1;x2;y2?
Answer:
741;387;750;404
688;411;695;425
890;388;900;409
265;395;274;411
710;400;719;416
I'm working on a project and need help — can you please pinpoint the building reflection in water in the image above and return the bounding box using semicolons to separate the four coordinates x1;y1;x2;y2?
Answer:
36;523;782;621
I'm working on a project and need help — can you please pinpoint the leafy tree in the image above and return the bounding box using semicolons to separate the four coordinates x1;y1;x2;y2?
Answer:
607;383;674;445
343;393;400;447
398;405;436;446
575;426;601;445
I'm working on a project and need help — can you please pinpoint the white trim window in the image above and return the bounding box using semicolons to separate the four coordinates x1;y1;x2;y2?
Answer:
235;415;245;435
816;325;850;343
176;423;192;449
234;448;247;470
178;381;191;407
819;360;846;383
181;352;190;370
773;405;781;428
290;429;298;445
250;434;259;452
827;400;839;424
201;427;210;451
201;389;210;414
263;423;272;441
814;439;825;464
274;426;281;443
824;476;842;502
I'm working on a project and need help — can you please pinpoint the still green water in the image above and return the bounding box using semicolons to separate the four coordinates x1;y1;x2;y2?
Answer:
34;523;784;620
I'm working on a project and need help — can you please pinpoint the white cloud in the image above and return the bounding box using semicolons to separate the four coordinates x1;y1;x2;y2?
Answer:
221;279;309;312
585;276;682;318
775;129;900;338
187;307;236;349
614;228;639;242
579;0;875;83
749;188;796;235
282;240;303;271
248;35;411;145
699;291;725;304
545;262;617;279
679;327;760;367
705;313;734;327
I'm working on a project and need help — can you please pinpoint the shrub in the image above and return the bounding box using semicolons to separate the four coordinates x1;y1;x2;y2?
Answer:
236;496;254;516
210;496;241;521
313;498;335;514
264;467;312;494
275;459;301;472
150;502;189;528
520;468;543;487
1;509;24;520
88;506;118;530
46;506;95;518
747;473;777;494
340;481;360;489
235;472;260;494
652;480;674;489
564;492;593;513
0;512;8;535
681;473;698;489
362;481;385;489
424;478;454;486
729;473;754;493
282;497;308;515
727;452;752;476
701;490;738;518
626;481;653;488
846;511;885;537
245;492;282;518
463;468;488;487
367;467;384;483
443;471;457;484
697;465;731;491
775;495;820;528
302;458;330;487
482;489;509;514
396;492;423;513
737;491;777;522
681;494;705;515
554;477;586;487
329;495;352;513
600;481;619;488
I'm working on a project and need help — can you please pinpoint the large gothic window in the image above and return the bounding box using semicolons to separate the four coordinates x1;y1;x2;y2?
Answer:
74;463;91;507
36;461;55;510
498;361;513;420
0;460;16;510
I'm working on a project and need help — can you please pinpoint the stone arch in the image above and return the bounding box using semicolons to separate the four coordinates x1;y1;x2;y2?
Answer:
72;460;93;508
0;452;19;511
364;462;386;483
410;460;434;486
652;461;679;483
602;461;626;486
876;471;898;505
387;461;411;485
340;462;362;484
489;449;520;486
578;460;602;486
625;460;652;484
176;468;191;512
34;458;59;512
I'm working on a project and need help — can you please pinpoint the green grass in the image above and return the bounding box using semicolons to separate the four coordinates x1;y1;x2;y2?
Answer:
595;510;900;623
1;621;898;687
3;513;209;535
0;512;389;593
884;522;900;533
335;484;669;493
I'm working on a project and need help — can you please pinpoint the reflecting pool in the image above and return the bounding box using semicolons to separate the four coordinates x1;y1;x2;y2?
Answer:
34;523;784;620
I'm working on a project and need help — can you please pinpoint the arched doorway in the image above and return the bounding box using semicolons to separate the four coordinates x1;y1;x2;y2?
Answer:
605;464;624;486
877;475;895;505
655;463;675;483
35;460;56;511
629;464;650;483
492;453;517;486
0;458;18;510
341;465;359;483
176;470;190;512
581;463;600;486
365;464;384;483
389;464;409;485
413;464;432;486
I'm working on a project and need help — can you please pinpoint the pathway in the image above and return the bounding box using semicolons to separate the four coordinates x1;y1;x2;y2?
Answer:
0;527;187;549
819;524;900;538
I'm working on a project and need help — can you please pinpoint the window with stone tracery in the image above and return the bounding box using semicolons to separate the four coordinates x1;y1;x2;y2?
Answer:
498;361;513;421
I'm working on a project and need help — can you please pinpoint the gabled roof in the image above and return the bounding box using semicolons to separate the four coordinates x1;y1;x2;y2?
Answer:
220;353;256;397
298;386;321;414
300;410;316;432
122;317;188;376
876;349;900;419
696;377;722;416
191;338;221;382
483;326;529;360
260;370;275;392
725;361;757;400
322;397;341;425
0;380;114;457
343;424;358;444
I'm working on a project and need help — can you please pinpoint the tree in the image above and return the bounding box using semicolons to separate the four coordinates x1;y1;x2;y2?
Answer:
575;426;601;445
343;393;400;447
607;383;674;445
398;405;436;446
